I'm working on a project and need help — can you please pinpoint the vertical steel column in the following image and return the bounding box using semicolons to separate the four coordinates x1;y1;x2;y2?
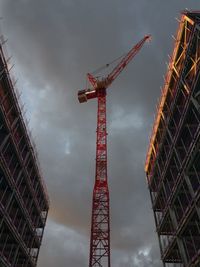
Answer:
89;88;110;267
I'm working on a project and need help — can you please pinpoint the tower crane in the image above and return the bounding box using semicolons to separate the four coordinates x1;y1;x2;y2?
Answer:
77;35;151;267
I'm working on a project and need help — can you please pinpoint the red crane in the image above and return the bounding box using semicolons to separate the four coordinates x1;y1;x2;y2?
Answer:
78;35;151;267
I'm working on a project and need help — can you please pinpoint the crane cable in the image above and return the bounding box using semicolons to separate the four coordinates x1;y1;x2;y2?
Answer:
86;51;127;88
91;52;127;76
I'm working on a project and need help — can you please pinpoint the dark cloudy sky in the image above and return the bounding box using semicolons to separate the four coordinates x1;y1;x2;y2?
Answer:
0;1;200;266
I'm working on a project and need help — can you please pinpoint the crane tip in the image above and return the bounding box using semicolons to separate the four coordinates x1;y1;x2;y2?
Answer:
146;35;152;42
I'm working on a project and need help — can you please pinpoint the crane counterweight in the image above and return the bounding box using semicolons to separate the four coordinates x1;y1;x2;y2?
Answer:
78;89;97;103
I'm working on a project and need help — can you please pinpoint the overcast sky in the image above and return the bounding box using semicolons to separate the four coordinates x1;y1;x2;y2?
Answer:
0;1;200;267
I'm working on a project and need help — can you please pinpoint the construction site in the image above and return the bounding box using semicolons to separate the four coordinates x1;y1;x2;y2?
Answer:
0;38;49;266
0;4;199;267
145;11;200;267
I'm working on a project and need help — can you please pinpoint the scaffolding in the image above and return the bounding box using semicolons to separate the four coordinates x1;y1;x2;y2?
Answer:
145;11;200;267
0;37;49;266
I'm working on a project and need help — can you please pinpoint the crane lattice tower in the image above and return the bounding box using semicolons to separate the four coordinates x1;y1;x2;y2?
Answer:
78;35;150;267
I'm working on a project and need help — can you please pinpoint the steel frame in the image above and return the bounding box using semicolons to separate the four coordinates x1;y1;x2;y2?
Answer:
0;38;49;266
145;11;200;267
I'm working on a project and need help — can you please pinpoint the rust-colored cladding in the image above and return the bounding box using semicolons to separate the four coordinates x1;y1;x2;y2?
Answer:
0;40;49;266
145;11;200;267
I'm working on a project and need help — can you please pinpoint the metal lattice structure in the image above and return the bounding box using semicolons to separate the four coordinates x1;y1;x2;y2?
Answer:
0;38;49;266
89;90;110;267
78;35;150;267
145;11;200;267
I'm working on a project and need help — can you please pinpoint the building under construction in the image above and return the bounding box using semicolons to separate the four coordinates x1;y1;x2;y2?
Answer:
145;11;200;267
0;39;49;266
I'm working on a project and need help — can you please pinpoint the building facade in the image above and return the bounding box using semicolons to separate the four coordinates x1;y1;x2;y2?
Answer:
0;40;49;266
145;12;200;267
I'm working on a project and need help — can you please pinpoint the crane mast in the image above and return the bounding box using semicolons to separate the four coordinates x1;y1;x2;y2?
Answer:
90;87;110;267
78;35;151;267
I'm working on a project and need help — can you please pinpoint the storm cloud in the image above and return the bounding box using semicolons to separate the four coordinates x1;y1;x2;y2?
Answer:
0;1;199;266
